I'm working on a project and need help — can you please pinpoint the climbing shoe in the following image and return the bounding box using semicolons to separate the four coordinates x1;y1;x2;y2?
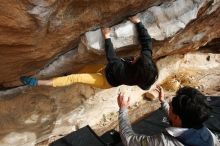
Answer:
20;76;38;87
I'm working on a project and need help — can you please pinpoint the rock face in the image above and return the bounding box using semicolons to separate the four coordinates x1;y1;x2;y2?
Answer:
0;50;219;146
24;0;220;82
1;0;220;87
83;0;220;57
0;0;163;87
0;0;220;146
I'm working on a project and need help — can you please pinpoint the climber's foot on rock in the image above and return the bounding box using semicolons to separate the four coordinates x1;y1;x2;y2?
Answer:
20;76;38;87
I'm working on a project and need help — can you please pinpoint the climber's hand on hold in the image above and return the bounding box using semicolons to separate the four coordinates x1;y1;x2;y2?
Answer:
129;15;140;24
101;27;111;39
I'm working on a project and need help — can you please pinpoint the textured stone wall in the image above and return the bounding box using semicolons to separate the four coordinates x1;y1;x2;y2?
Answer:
0;0;219;146
0;0;163;87
37;0;220;80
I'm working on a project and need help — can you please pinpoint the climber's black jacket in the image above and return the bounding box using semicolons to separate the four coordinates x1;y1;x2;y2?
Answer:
105;22;158;90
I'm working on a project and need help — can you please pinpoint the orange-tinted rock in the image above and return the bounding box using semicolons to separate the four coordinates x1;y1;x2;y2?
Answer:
0;0;163;86
0;0;220;145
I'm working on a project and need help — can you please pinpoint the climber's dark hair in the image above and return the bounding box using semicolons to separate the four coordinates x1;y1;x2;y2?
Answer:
171;86;211;129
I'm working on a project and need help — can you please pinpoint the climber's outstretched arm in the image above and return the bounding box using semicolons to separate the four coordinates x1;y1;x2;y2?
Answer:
102;28;121;63
129;16;152;57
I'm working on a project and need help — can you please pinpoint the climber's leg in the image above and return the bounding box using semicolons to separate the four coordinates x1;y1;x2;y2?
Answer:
20;76;53;86
52;73;112;89
38;79;53;86
20;64;109;88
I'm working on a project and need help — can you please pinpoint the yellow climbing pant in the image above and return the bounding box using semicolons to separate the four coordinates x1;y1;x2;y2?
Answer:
52;64;112;89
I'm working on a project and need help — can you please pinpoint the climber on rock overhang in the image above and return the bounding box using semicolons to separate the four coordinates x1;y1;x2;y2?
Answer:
20;15;158;90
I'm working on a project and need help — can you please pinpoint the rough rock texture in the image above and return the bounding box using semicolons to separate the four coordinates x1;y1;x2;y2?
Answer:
83;0;220;58
0;50;219;146
0;0;163;87
0;0;220;146
32;0;220;80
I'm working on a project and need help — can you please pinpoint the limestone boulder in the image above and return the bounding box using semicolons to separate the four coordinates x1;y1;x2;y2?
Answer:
83;0;220;58
0;49;219;146
38;0;220;80
0;0;220;146
0;0;163;87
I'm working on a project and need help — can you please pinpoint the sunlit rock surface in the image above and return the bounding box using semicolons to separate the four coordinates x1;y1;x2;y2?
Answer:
35;0;220;79
85;0;206;50
0;0;219;146
0;50;219;146
0;0;163;87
